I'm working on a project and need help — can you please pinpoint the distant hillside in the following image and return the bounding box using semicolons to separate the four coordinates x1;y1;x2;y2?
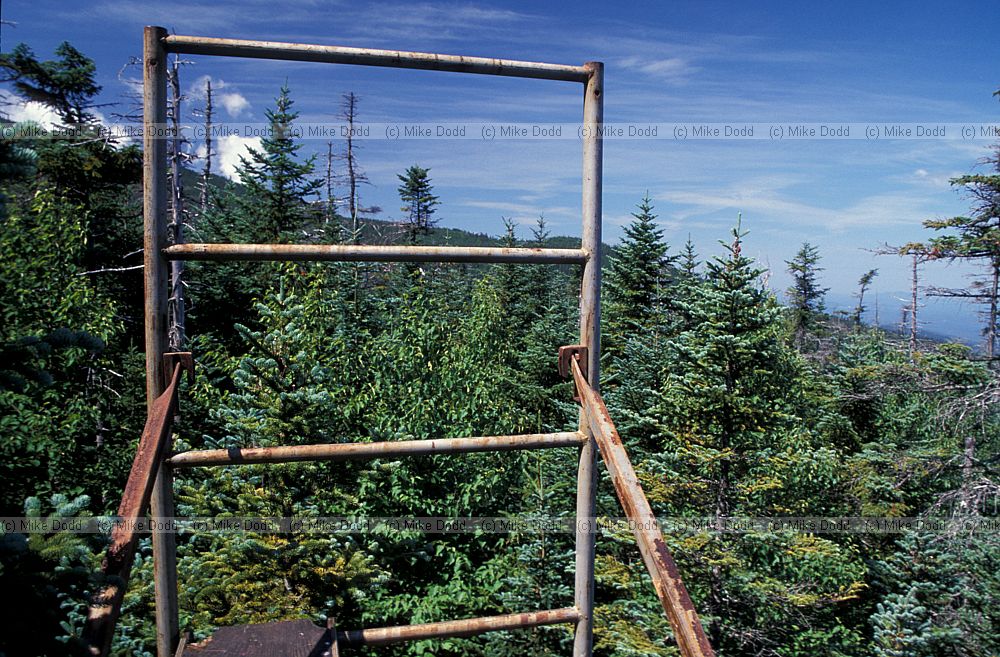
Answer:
825;290;982;348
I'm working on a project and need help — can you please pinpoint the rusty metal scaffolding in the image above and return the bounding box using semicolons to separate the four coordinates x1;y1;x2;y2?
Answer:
81;26;714;657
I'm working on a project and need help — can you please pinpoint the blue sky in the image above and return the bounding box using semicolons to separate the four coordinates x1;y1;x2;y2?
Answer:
2;0;999;340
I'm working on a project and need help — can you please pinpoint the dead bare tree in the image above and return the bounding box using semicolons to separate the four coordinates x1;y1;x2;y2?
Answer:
325;140;337;224
877;244;928;359
197;78;213;216
908;254;919;355
166;55;192;351
338;92;372;243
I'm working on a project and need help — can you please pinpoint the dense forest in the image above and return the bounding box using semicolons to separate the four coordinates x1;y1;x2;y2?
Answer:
1;43;998;657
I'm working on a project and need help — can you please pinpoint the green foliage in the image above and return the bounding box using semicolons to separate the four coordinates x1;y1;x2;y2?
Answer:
597;223;870;656
0;494;101;657
2;48;998;657
0;189;135;514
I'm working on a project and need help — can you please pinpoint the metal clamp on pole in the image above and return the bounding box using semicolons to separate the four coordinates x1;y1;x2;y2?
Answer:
162;352;195;388
558;344;588;380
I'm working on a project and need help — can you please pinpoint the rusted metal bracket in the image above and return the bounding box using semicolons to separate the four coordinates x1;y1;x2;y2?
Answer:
558;344;588;380
559;345;589;402
163;352;195;388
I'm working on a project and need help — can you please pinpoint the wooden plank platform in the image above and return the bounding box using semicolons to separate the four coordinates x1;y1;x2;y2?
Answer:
181;619;335;657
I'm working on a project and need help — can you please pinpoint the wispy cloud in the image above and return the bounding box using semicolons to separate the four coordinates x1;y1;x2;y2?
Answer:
659;179;955;233
79;0;331;33
618;55;696;83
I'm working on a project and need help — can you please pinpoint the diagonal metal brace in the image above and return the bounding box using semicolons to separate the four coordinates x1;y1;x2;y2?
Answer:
163;352;195;388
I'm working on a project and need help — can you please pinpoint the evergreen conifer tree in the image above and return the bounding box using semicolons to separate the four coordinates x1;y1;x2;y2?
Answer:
604;194;674;345
650;223;863;654
397;165;439;243
786;242;829;347
231;85;323;241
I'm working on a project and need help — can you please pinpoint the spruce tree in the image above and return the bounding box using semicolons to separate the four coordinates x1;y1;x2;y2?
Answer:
397;165;439;243
231;85;323;241
786;242;829;347
604;194;674;345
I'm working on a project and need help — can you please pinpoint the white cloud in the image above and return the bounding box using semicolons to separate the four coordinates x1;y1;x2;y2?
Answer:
215;134;262;180
188;76;251;117
219;93;250;117
0;90;63;127
0;90;108;129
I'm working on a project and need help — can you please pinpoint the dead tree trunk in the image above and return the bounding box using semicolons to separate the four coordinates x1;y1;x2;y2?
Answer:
909;253;919;357
341;92;366;244
199;79;213;216
325;140;336;224
167;57;186;351
987;258;998;360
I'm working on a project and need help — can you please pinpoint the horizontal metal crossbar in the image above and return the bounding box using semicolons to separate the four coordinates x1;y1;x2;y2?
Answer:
163;34;591;83
337;607;581;646
168;432;586;468
164;243;588;265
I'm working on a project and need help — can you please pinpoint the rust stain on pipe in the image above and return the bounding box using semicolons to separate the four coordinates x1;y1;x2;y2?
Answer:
83;359;188;656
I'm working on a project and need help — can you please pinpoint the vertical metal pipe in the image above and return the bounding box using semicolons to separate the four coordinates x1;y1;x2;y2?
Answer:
144;25;179;657
573;60;603;657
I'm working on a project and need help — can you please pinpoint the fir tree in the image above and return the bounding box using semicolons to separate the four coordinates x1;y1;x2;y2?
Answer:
672;235;703;332
872;531;1000;657
651;223;863;654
